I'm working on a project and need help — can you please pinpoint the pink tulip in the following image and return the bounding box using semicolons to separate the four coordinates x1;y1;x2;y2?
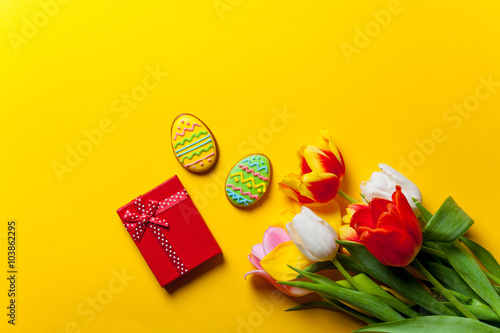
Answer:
245;226;312;297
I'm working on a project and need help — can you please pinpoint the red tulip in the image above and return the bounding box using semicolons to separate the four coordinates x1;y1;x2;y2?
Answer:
348;186;423;267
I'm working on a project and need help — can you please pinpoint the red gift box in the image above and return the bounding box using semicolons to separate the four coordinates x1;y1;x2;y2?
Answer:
116;175;222;287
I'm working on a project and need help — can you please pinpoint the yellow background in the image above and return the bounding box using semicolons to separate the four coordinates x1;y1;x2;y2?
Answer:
1;0;500;332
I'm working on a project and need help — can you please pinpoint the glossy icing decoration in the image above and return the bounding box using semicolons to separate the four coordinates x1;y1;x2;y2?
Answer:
171;114;218;173
225;154;271;208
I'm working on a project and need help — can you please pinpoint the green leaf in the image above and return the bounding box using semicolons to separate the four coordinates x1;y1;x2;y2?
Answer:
337;253;363;273
338;240;457;316
422;197;473;242
421;259;483;301
286;300;335;311
287;265;340;287
279;280;405;322
445;289;476;303
343;273;420;318
442;292;500;322
297;255;361;278
441;241;500;317
301;261;334;274
286;300;379;325
461;237;500;277
353;316;500;332
292;265;419;318
414;200;432;224
411;258;477;319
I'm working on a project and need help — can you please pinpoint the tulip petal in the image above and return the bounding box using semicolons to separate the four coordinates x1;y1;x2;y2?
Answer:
392;187;423;246
300;146;344;177
339;225;361;242
288;207;339;261
248;254;264;271
320;129;345;170
360;164;422;215
343;204;369;225
361;171;396;202
278;129;345;205
286;222;316;260
278;174;316;204
313;199;343;231
244;269;266;280
350;187;422;267
358;227;420;267
392;186;419;231
379;164;422;203
369;198;394;224
260;241;315;281
251;244;265;262
298;149;312;174
297;172;340;204
350;204;375;230
272;210;297;229
376;211;401;231
262;226;292;254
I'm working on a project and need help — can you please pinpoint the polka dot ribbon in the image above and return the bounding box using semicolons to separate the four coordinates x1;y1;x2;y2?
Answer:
122;189;189;275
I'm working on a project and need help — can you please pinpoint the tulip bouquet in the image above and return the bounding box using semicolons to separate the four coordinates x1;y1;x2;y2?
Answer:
245;130;500;332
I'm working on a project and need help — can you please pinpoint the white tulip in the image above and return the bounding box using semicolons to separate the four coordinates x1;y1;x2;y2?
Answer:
286;207;339;262
360;164;422;214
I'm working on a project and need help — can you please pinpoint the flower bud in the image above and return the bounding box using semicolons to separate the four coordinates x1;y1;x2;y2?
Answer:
278;129;345;205
286;207;339;261
361;164;422;214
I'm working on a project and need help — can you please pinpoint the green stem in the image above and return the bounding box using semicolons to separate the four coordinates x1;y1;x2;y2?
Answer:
337;190;357;204
332;258;363;291
420;246;447;259
485;270;500;286
412;258;477;320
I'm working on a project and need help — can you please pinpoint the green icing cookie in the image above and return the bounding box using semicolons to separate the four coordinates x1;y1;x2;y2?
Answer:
225;154;271;208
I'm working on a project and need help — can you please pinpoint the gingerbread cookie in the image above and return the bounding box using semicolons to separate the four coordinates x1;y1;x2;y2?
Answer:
171;114;218;173
225;154;271;208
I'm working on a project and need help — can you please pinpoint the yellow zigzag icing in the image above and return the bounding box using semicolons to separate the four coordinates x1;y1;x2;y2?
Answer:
229;172;266;191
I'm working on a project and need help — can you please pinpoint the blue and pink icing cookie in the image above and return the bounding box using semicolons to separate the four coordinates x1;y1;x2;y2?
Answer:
225;154;271;208
171;114;218;173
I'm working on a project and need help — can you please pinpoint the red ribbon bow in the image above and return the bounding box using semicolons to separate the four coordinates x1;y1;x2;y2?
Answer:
122;189;188;242
121;189;190;275
122;197;170;242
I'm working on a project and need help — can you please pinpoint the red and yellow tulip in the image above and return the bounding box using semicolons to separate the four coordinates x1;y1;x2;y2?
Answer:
278;129;345;205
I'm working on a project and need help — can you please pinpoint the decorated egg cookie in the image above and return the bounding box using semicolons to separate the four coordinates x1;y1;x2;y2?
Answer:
225;154;271;208
171;114;218;173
